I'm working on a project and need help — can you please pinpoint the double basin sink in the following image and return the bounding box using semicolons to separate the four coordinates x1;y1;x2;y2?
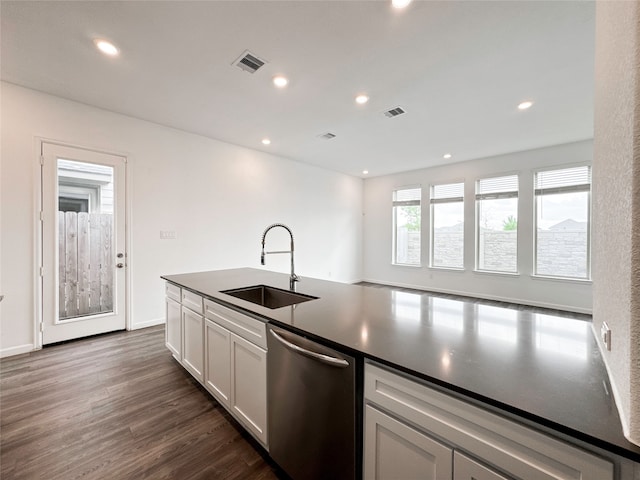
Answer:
221;284;318;309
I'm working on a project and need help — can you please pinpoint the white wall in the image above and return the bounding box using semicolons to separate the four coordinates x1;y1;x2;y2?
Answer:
0;82;363;357
593;1;640;446
363;140;593;313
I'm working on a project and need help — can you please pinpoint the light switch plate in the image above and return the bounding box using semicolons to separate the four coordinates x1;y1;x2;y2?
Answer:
601;321;611;351
160;230;177;240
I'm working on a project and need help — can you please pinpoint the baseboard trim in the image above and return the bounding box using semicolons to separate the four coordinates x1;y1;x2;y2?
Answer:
1;343;35;358
130;317;165;330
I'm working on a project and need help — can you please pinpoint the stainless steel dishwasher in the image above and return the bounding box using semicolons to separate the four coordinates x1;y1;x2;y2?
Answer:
267;326;357;480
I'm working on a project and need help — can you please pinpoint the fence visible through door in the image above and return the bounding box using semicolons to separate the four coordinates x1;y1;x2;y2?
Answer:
58;212;113;319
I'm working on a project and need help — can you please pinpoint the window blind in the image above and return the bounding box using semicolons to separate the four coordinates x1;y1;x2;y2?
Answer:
476;174;518;200
431;182;464;204
535;166;591;195
393;187;421;207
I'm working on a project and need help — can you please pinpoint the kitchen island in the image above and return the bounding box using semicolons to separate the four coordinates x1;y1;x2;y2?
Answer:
161;268;640;478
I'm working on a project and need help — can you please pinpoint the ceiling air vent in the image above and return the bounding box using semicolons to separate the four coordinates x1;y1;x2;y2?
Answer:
319;132;336;140
233;50;267;74
383;106;406;118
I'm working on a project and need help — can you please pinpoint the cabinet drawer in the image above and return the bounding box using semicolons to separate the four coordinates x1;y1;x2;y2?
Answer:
204;299;267;349
166;282;181;302
454;451;510;480
182;289;203;314
365;363;613;480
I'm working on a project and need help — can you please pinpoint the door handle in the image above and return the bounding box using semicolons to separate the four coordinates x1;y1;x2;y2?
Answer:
269;329;349;368
116;263;124;268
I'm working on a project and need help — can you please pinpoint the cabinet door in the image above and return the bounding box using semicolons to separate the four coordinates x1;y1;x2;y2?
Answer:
454;451;510;480
365;363;613;480
230;333;267;446
182;307;204;382
364;404;453;480
205;319;231;407
165;297;181;361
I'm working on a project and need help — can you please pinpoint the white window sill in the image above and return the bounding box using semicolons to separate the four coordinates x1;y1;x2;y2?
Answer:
392;263;422;268
531;274;592;285
473;269;520;277
428;266;465;273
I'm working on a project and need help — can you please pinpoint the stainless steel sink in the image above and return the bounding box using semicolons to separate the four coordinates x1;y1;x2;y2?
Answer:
220;284;318;309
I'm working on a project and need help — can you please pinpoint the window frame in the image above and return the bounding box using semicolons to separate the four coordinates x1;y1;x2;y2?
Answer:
533;164;592;280
392;185;422;267
475;173;519;274
429;181;465;270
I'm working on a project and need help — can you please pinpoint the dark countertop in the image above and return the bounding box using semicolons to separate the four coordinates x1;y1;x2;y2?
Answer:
161;268;640;462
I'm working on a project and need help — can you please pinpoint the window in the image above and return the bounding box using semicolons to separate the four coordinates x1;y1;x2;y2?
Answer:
430;182;464;269
392;187;421;265
476;175;518;273
534;166;591;279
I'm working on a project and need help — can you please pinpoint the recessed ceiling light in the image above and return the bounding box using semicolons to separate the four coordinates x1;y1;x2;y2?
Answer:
392;0;412;8
261;138;271;145
94;39;119;56
273;75;288;88
518;101;534;110
362;170;369;175
355;94;369;105
443;153;452;159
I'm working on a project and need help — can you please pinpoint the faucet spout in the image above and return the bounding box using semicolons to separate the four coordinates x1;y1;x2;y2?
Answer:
260;223;299;290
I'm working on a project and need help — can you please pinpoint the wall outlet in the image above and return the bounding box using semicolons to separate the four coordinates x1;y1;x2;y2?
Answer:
160;230;177;240
601;322;612;351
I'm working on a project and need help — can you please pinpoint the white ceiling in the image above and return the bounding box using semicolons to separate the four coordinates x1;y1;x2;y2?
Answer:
1;1;595;178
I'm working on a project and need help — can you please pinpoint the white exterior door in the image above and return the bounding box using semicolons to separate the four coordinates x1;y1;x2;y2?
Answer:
41;142;127;344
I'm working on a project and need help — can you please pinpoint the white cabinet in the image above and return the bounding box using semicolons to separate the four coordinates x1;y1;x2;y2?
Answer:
230;332;267;445
204;299;268;448
364;362;614;480
181;290;204;382
364;404;452;480
182;305;204;382
181;289;203;314
164;284;268;448
204;319;231;407
165;283;204;379
204;299;267;349
454;451;509;480
165;296;181;361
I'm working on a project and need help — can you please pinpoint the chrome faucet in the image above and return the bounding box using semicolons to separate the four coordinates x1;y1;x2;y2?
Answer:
260;223;300;290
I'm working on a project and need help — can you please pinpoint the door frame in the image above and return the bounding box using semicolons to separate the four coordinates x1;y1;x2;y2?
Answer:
34;137;132;349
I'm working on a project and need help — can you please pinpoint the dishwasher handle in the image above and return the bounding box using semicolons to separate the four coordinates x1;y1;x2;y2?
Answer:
269;329;350;368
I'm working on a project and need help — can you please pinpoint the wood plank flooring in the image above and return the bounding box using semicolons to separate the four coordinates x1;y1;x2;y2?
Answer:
0;326;285;480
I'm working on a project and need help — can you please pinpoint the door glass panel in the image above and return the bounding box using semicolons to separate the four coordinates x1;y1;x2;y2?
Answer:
57;159;115;320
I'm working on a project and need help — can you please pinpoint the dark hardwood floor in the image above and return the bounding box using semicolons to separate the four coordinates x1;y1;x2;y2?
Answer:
0;326;284;480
